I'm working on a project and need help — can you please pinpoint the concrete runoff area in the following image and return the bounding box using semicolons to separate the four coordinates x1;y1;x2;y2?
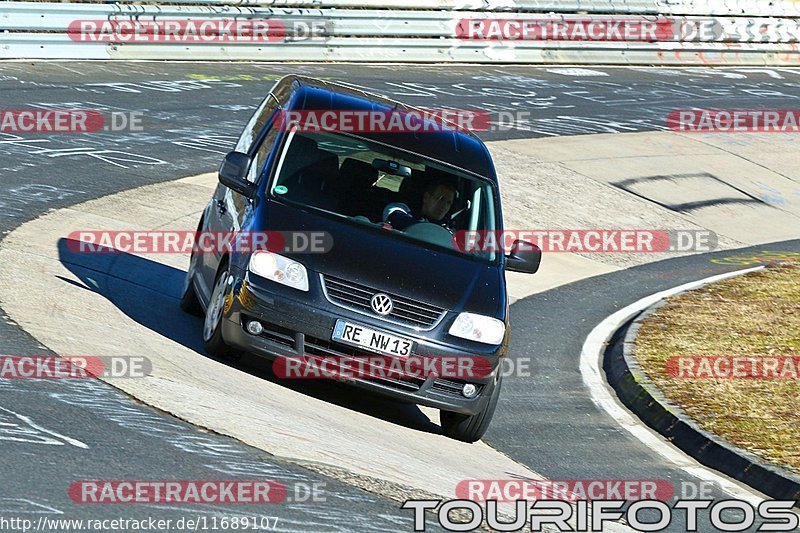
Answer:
501;131;800;249
0;130;797;513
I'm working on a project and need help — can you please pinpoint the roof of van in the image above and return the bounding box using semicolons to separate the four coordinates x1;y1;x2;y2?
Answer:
278;76;496;180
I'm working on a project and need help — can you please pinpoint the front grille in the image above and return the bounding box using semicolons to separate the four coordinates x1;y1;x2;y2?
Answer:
321;274;446;330
303;335;426;392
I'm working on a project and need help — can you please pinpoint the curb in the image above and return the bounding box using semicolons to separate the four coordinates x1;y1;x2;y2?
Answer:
604;299;800;502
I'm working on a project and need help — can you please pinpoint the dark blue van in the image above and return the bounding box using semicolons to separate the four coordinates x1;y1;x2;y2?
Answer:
180;76;540;442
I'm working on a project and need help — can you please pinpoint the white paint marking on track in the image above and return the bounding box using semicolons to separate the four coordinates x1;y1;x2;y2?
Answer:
544;68;610;77
0;498;63;514
579;266;766;505
0;405;89;449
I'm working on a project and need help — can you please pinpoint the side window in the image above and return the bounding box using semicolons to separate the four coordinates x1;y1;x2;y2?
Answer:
271;79;294;107
229;119;280;223
234;94;279;154
246;122;280;184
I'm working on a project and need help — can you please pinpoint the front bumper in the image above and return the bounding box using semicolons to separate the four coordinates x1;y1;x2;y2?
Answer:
220;273;502;415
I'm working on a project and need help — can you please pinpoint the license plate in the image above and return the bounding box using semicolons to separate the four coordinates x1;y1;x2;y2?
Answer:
332;320;413;357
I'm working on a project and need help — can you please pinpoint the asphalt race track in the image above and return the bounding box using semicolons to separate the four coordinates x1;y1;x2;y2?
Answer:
1;62;799;531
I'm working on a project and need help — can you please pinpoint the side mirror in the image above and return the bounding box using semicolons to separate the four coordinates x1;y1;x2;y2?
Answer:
219;151;256;198
505;239;541;274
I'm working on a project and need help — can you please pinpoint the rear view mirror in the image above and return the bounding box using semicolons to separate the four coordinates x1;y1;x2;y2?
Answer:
505;240;541;274
219;151;256;197
372;159;412;178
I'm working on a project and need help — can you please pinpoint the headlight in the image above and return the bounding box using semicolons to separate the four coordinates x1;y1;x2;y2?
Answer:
448;312;505;345
248;251;309;292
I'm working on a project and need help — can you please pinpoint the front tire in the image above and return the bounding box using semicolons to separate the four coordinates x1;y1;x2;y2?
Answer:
202;262;239;360
179;250;203;316
440;374;502;443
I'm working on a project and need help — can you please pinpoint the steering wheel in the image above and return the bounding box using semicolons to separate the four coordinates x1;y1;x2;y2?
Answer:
402;222;455;249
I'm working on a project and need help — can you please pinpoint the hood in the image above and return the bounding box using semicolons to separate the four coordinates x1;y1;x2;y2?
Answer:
260;201;504;317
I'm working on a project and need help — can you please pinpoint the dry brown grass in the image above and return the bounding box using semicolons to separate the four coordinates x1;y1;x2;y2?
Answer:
635;262;800;473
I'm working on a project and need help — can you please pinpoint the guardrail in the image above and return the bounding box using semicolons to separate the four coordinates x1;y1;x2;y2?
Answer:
5;0;800;16
1;0;799;63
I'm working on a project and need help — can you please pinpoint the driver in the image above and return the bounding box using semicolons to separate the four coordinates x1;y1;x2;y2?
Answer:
382;178;456;231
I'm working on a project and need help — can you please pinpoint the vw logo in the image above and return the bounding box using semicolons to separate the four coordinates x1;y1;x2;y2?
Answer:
370;293;394;316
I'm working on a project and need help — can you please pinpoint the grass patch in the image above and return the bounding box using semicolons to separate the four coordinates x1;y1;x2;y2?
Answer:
635;262;800;474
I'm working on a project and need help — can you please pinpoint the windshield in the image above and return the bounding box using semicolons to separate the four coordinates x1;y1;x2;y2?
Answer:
269;129;498;262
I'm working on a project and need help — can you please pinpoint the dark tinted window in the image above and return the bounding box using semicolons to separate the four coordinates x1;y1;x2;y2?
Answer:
268;130;497;261
234;95;279;154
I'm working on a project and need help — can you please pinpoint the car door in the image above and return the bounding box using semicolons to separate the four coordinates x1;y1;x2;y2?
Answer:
197;94;280;300
232;113;282;236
